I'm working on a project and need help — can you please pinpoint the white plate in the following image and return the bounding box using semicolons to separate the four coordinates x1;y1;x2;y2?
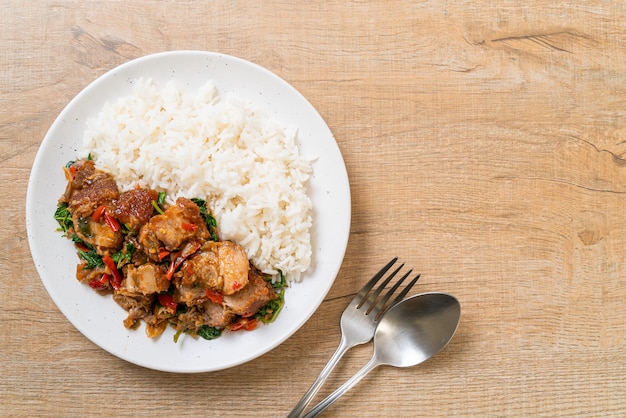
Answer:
26;51;351;373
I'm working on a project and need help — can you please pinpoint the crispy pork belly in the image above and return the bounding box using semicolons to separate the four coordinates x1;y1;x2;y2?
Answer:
201;300;235;328
174;301;234;330
72;214;123;253
112;188;158;231
177;240;249;296
172;280;209;306
118;263;170;296
67;161;119;219
138;197;210;260
224;269;276;317
215;241;250;295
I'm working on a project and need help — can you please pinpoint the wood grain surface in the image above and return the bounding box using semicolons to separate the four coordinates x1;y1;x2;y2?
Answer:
2;1;625;417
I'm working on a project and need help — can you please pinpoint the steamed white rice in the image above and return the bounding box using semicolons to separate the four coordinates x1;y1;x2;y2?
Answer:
83;78;313;282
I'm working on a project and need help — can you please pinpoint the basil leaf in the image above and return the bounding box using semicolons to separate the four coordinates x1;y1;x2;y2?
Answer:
54;202;73;233
191;198;219;241
78;248;104;269
112;242;135;268
197;325;222;340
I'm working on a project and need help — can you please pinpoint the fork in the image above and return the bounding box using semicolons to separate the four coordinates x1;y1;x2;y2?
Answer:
287;257;420;418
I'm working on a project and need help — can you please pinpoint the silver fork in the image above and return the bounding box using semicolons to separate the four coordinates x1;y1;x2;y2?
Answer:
287;257;420;418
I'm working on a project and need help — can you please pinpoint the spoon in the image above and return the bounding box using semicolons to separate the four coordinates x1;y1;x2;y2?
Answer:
302;292;461;417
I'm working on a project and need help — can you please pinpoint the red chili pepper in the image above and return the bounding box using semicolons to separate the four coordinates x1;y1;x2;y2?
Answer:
181;222;198;231
166;251;181;280
205;289;224;304
75;242;90;253
158;249;170;261
89;274;110;290
102;255;122;290
165;242;202;280
158;294;177;312
232;281;242;291
103;212;120;232
242;318;258;331
69;165;78;177
228;318;258;332
92;205;106;222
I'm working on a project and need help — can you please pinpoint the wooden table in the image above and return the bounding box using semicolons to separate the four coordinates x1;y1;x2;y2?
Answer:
2;1;625;416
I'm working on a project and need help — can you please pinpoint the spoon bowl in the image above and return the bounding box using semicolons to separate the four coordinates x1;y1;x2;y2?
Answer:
303;292;460;417
374;292;461;367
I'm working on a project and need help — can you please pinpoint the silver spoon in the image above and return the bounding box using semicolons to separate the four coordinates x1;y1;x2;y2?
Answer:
302;292;461;417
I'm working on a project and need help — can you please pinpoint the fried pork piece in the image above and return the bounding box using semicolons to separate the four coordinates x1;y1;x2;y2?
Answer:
138;197;210;260
72;214;123;253
174;302;235;330
214;241;250;295
65;160;120;218
61;159;123;254
175;240;249;300
66;159;99;190
113;293;155;329
112;188;159;231
172;276;209;307
224;268;277;317
118;263;170;296
76;263;108;284
201;300;235;327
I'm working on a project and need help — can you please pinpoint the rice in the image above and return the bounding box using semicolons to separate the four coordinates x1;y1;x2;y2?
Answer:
83;78;313;282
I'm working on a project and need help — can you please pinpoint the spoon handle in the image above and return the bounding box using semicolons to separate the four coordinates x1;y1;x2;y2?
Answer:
287;335;351;418
302;357;380;418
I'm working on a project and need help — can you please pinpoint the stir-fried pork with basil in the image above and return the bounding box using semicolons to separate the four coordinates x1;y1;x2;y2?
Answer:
55;158;285;341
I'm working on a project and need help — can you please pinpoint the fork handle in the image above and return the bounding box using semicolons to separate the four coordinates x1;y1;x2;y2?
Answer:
287;335;351;418
302;357;380;418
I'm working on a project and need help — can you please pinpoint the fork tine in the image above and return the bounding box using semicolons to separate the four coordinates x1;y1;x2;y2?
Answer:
367;269;412;316
353;257;398;305
371;272;421;320
390;273;421;305
358;263;404;310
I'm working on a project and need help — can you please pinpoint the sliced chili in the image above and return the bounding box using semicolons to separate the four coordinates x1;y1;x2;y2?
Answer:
158;294;177;313
158;249;170;261
102;255;122;290
166;241;202;280
103;212;120;232
89;274;110;290
205;288;224;304
92;205;106;222
166;251;181;280
181;222;198;231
